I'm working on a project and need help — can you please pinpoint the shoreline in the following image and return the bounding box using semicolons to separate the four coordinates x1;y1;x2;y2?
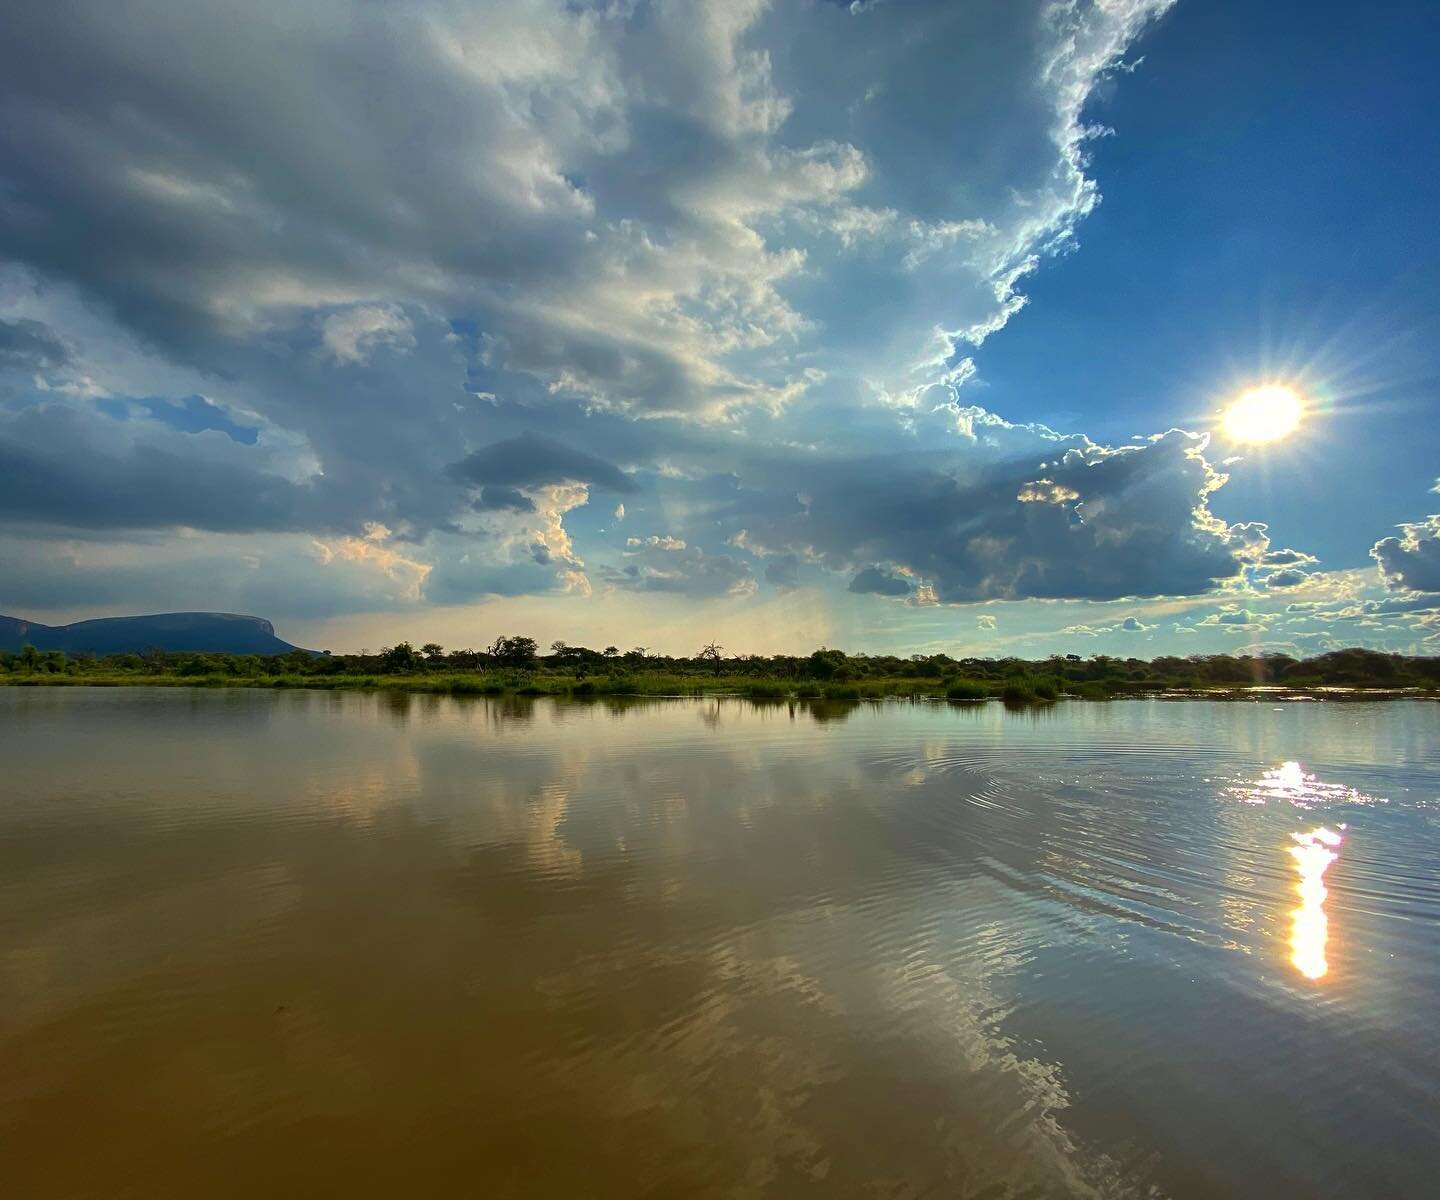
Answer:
2;674;1434;703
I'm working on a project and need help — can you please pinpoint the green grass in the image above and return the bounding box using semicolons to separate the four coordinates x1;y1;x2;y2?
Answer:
4;664;1435;703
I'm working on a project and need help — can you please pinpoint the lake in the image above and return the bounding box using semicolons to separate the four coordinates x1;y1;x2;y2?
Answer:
1;688;1437;1198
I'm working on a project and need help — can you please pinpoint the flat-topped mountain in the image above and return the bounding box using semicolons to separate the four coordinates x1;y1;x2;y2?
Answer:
0;612;310;657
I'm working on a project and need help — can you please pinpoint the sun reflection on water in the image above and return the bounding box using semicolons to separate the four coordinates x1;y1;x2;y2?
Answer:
1224;761;1378;981
1234;760;1381;808
1287;826;1343;980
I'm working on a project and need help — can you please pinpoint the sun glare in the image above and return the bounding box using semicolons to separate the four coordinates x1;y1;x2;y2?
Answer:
1221;385;1304;443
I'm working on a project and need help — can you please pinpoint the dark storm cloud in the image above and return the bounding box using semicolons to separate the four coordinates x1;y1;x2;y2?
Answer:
848;566;913;597
447;433;638;495
0;318;68;369
0;403;318;533
763;554;801;591
473;486;537;513
734;430;1252;603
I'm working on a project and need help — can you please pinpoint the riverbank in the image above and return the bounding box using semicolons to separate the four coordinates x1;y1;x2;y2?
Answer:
2;670;1434;703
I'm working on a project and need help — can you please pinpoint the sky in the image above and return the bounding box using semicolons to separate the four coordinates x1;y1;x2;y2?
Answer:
1;0;1438;658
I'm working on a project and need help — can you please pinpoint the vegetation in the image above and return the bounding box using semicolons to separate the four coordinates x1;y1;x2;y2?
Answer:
2;641;1437;703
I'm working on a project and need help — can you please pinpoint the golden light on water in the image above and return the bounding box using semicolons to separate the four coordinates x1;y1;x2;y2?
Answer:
1287;825;1343;980
1221;385;1304;443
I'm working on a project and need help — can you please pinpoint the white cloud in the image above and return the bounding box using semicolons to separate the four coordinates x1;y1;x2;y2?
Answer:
321;304;416;366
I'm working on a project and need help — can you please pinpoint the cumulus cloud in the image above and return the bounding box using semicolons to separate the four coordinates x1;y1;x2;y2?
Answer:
0;0;1171;414
1199;607;1266;628
976;613;998;630
1;0;1262;632
734;428;1259;603
320;304;415;366
312;522;430;600
473;486;536;513
1372;509;1440;593
1265;568;1309;589
848;565;913;597
448;432;637;495
1062;614;1153;636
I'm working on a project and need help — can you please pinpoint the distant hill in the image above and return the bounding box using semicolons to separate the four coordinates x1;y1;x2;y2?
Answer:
0;612;310;657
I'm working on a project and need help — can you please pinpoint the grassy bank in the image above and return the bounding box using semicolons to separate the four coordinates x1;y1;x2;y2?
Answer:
2;668;1434;703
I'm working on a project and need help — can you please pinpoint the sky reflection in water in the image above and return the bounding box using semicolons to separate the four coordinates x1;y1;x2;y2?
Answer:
0;690;1437;1199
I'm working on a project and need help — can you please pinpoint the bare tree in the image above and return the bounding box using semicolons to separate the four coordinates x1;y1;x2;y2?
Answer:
698;641;724;676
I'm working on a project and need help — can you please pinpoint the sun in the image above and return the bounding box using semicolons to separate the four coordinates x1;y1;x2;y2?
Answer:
1221;385;1304;443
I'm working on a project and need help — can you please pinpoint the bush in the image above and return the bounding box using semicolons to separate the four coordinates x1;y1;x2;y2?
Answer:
1032;678;1060;701
825;684;861;700
946;680;987;701
1001;682;1036;704
746;682;787;699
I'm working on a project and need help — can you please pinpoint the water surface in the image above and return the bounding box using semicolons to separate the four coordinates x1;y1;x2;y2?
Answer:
2;689;1437;1198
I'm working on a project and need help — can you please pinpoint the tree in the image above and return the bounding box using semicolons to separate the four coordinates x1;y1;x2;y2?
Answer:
806;647;846;680
421;642;445;662
20;644;40;672
380;642;421;672
489;635;538;669
698;642;724;676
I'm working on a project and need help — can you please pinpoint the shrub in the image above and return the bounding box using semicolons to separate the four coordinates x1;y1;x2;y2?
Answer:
946;680;987;701
1001;682;1036;704
746;682;787;699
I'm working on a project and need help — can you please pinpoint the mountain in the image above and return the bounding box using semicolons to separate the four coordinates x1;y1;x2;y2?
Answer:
0;612;310;657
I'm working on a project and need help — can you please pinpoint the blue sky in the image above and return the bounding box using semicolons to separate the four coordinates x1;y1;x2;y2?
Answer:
1;0;1437;658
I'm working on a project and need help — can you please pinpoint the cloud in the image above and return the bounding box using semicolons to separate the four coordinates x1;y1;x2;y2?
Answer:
0;317;68;368
600;535;755;598
448;432;637;495
763;553;800;591
1265;568;1309;589
1372;506;1440;592
1199;607;1266;628
976;613;998;630
0;0;1228;630
312;522;430;600
0;399;321;534
0;0;1170;416
320;304;416;366
735;428;1260;603
473;486;536;513
848;565;913;597
1061;614;1153;636
1262;547;1314;568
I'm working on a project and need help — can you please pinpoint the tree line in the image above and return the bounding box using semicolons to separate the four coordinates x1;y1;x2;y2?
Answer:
3;638;1438;693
